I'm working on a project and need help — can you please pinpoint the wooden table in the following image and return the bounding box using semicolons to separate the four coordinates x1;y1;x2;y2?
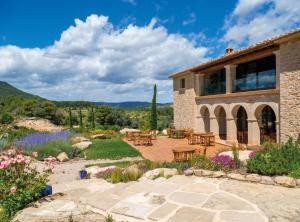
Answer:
171;130;185;139
172;146;196;162
199;134;215;146
133;133;152;146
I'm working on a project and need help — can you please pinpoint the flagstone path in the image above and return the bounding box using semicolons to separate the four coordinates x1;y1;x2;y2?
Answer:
13;175;300;222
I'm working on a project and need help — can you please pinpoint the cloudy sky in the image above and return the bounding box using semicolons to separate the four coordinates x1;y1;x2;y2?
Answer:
0;0;299;102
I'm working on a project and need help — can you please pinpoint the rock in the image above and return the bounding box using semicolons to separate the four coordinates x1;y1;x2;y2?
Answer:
212;171;226;178
184;169;194;176
274;176;296;187
193;169;213;177
72;136;90;142
120;128;140;134
72;141;92;150
91;134;109;139
143;169;161;180
86;166;116;179
227;173;246;181
163;168;178;178
261;176;275;185
143;168;177;180
56;152;69;162
162;129;168;135
12;199;106;222
246;174;261;183
296;179;300;187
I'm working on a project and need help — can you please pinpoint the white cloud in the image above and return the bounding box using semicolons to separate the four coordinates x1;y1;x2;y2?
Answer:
182;13;197;26
0;15;208;102
224;0;300;46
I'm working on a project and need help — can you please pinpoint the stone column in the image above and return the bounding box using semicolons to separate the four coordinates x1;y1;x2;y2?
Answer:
198;73;205;96
275;121;280;144
273;50;280;89
226;118;238;144
225;65;237;94
196;115;205;133
194;74;200;96
210;115;219;139
247;119;260;145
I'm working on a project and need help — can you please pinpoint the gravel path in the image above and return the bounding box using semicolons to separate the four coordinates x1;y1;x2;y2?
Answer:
33;157;143;184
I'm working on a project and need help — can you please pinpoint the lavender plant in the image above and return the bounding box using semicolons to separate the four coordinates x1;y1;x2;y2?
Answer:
14;131;71;149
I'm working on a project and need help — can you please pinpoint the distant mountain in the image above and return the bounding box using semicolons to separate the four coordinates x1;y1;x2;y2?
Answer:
95;101;172;108
0;81;40;98
0;81;172;108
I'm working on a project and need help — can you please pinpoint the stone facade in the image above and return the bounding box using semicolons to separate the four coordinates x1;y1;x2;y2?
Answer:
173;73;196;129
279;40;300;142
171;31;300;145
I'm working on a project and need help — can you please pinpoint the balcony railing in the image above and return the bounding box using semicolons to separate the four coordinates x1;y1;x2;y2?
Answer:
203;81;226;96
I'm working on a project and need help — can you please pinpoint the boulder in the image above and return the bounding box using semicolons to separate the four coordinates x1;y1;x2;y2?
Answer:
120;128;140;135
91;134;108;139
296;179;300;187
246;174;261;183
261;176;275;185
184;169;194;176
227;173;246;181
86;166;116;179
143;169;161;180
274;176;296;187
212;171;226;178
142;168;178;180
72;141;92;150
163;168;178;178
194;169;213;177
56;152;69;162
162;129;168;136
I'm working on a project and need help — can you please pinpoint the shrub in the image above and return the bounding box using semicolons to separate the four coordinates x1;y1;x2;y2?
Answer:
0;113;14;124
190;155;220;171
0;149;47;221
24;139;74;160
247;139;300;176
210;155;235;171
289;168;300;179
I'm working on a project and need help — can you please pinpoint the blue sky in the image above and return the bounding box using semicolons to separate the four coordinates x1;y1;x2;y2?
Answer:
0;0;299;102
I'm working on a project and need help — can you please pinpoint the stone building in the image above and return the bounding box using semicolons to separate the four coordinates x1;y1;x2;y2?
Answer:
171;29;300;146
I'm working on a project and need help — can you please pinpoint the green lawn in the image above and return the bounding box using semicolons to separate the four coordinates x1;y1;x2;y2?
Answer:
83;137;141;160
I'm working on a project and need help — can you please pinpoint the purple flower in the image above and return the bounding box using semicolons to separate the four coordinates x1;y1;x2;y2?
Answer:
210;155;234;168
14;131;71;149
249;151;257;158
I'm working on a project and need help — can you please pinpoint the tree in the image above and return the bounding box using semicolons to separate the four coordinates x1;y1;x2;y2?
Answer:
150;84;157;130
79;107;83;128
68;107;73;128
91;106;95;129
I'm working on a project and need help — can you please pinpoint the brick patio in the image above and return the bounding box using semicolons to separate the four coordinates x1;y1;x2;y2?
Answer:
124;136;232;162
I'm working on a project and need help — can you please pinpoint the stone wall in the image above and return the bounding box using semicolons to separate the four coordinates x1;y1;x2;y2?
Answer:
279;39;300;142
173;74;196;129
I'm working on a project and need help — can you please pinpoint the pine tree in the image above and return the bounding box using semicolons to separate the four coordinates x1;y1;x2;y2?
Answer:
150;84;157;130
68;107;73;129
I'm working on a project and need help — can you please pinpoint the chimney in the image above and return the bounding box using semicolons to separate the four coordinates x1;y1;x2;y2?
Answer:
225;47;234;54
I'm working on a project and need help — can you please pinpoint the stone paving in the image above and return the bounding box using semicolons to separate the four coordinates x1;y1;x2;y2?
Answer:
125;137;231;162
15;175;300;222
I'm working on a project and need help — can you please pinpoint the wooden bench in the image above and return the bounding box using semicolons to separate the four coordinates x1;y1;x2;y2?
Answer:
172;146;196;162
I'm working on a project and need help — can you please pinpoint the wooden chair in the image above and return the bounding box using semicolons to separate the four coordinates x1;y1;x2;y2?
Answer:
187;133;197;145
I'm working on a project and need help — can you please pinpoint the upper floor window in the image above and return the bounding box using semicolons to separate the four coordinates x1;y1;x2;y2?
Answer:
235;55;276;92
180;78;186;89
203;69;226;96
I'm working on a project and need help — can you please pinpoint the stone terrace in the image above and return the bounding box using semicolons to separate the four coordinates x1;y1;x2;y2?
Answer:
124;136;232;162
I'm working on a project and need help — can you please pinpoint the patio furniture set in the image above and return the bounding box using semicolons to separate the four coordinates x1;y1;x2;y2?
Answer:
125;131;156;146
167;128;216;162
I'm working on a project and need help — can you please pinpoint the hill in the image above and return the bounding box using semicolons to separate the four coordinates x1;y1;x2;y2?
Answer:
95;101;171;108
0;81;39;98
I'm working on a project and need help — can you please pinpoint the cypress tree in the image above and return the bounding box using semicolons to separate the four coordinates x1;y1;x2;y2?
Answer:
68;107;73;128
91;106;95;129
79;107;83;128
150;84;157;130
